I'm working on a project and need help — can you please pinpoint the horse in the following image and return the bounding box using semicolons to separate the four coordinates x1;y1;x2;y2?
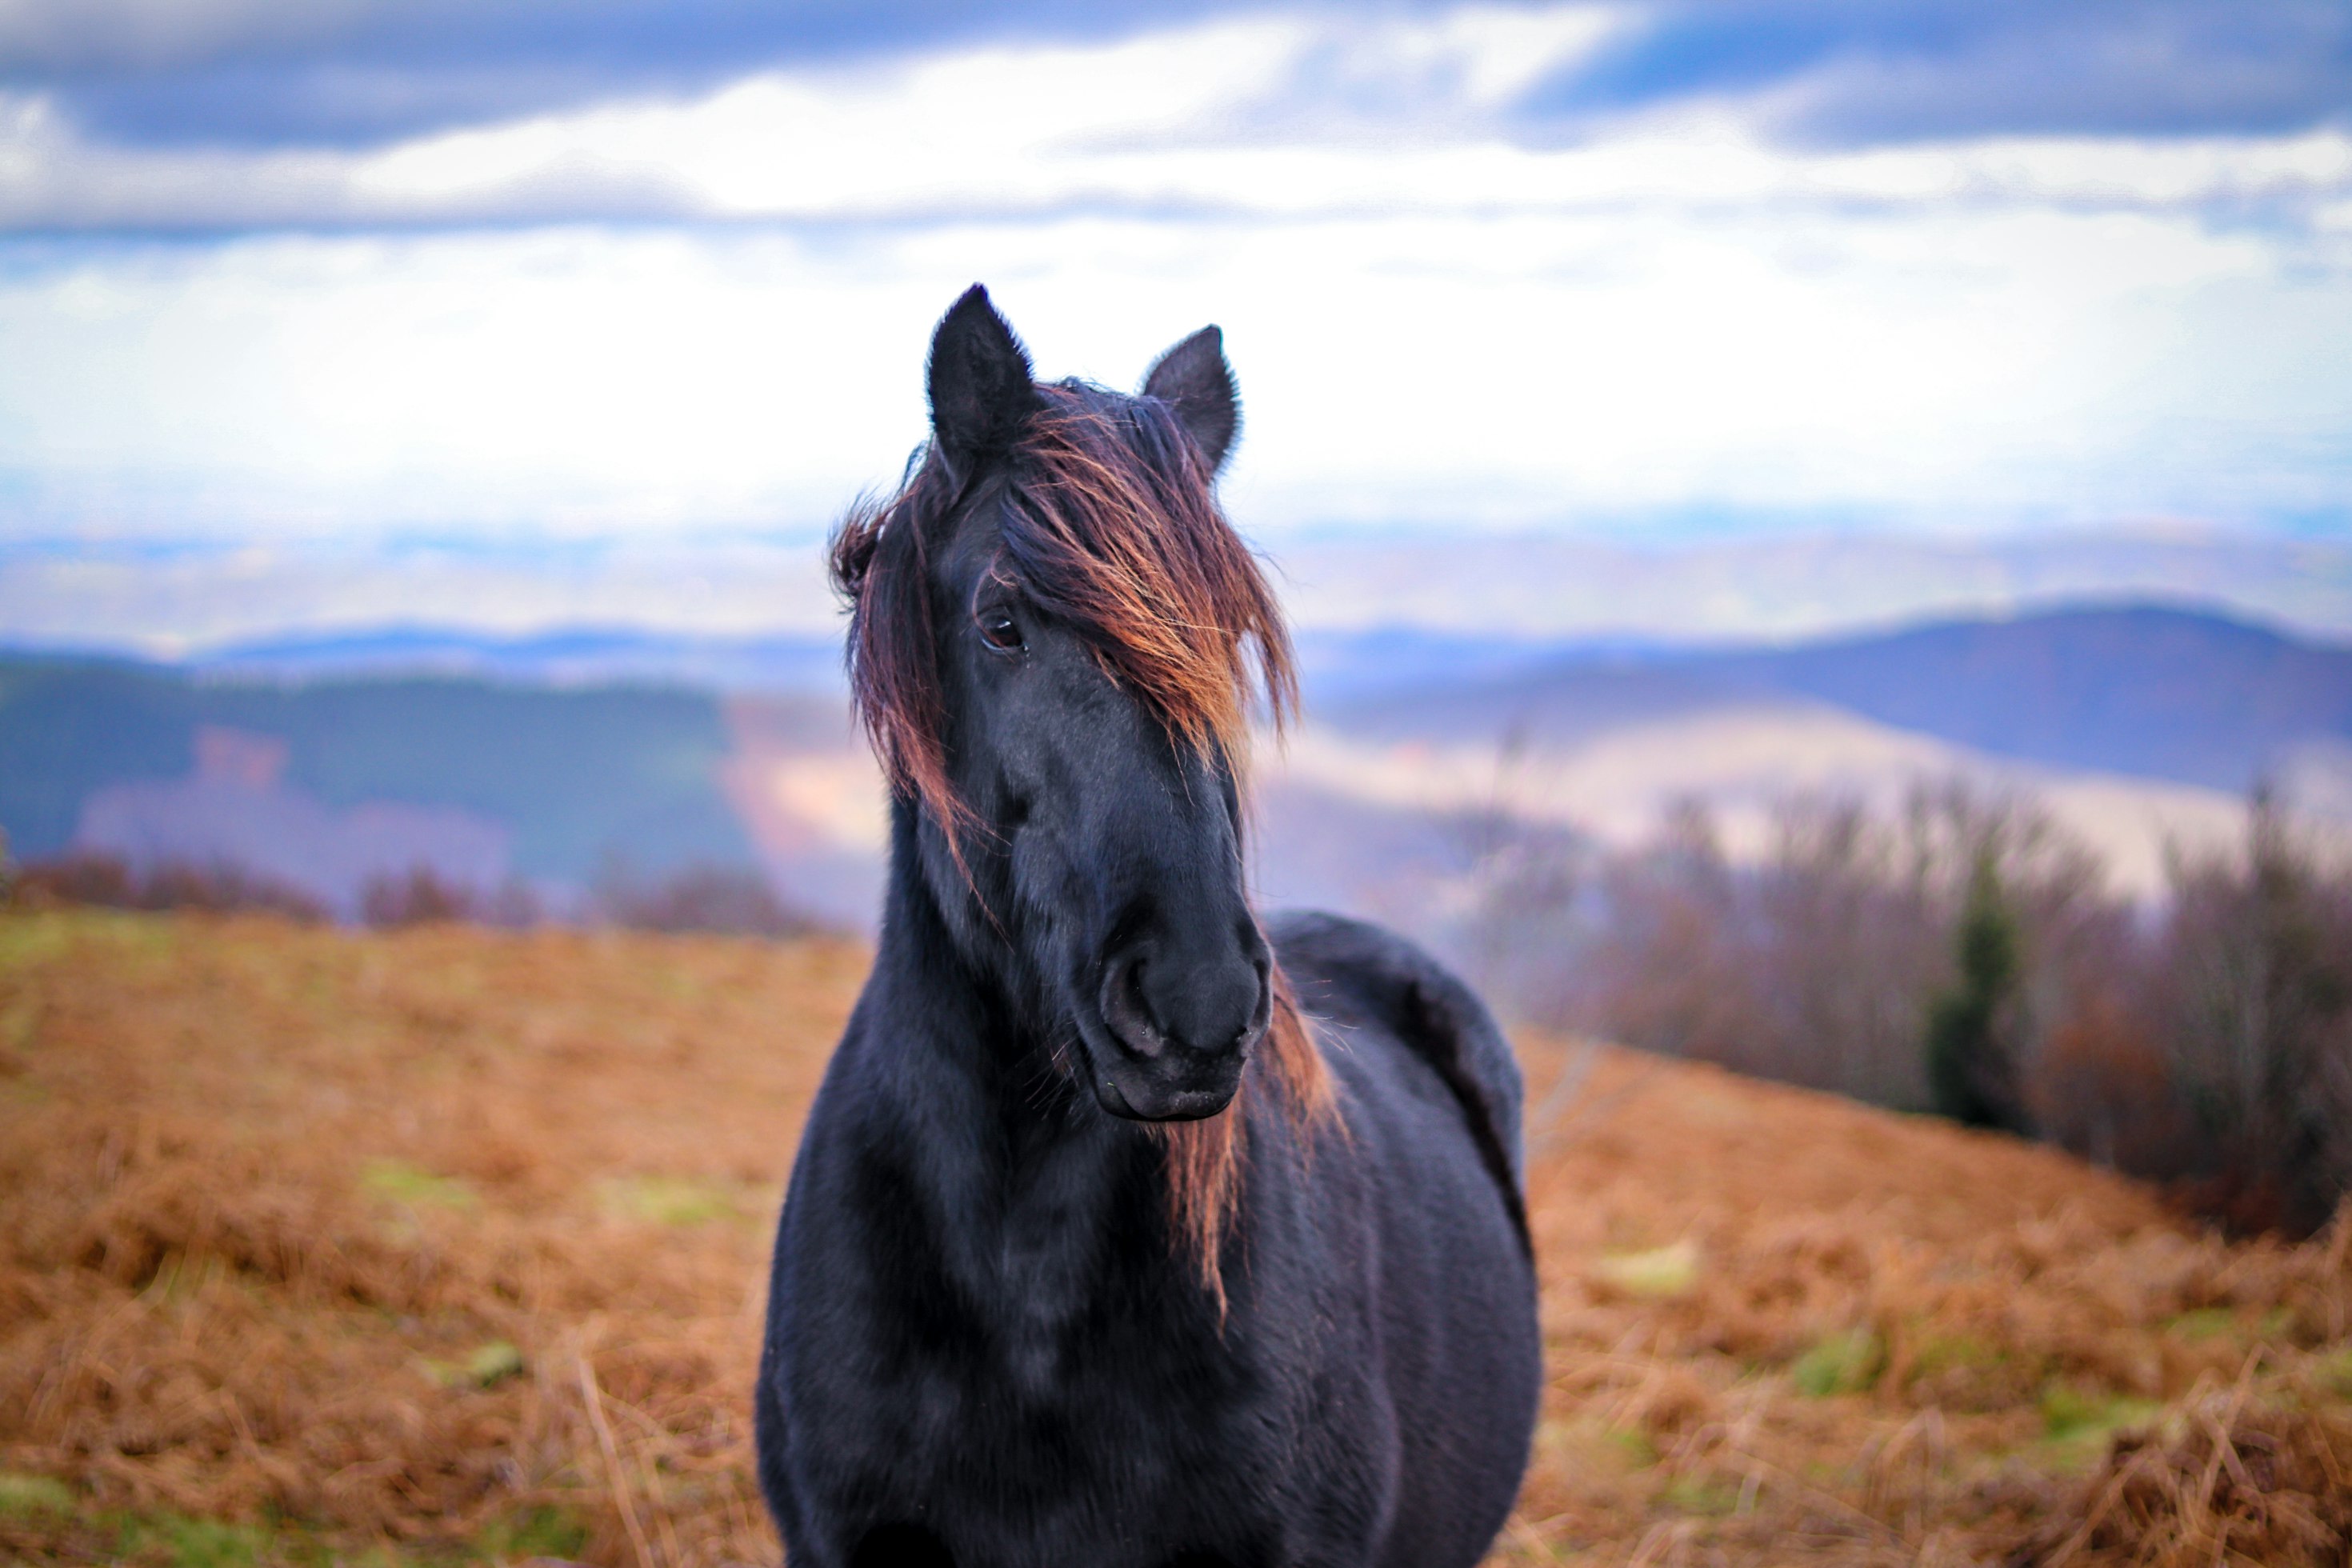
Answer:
755;285;1541;1568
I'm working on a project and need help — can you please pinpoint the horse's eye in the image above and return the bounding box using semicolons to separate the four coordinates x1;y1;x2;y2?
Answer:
978;609;1025;653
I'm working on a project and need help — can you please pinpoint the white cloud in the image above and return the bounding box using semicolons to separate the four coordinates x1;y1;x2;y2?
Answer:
7;9;2349;231
3;193;2343;540
0;5;2346;542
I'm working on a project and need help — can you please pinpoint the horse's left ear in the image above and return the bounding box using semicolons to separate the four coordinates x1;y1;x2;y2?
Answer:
929;283;1043;473
1141;325;1239;474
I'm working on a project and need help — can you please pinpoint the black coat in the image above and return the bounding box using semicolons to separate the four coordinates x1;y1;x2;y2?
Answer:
756;904;1541;1568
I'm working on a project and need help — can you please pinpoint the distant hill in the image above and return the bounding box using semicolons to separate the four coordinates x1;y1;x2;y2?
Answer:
74;603;2350;800
0;657;756;899
6;601;2342;928
192;622;1603;708
198;625;846;692
1703;605;2352;794
1288;626;1660;706
1328;604;2352;797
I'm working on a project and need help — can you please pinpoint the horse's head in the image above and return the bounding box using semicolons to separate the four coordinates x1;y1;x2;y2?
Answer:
834;286;1306;1126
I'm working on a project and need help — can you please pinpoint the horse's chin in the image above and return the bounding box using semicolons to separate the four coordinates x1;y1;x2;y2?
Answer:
1089;1063;1242;1123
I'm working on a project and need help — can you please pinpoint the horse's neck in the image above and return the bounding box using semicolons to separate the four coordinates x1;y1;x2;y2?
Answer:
866;849;1158;1309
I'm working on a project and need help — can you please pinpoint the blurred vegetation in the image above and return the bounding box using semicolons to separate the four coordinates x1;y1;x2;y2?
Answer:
1925;855;2028;1133
5;853;330;923
1461;778;2352;1241
6;849;826;942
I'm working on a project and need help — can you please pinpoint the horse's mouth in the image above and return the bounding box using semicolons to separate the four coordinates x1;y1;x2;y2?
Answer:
1078;1021;1246;1122
1093;1070;1238;1122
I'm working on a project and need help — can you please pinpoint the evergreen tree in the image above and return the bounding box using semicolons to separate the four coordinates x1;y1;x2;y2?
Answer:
1926;855;2028;1131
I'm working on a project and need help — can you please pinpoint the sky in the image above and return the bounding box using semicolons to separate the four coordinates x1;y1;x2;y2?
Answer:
1;0;2349;566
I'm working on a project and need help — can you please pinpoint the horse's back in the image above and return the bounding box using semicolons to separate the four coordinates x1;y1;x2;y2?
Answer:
1270;910;1530;1241
1266;910;1541;1567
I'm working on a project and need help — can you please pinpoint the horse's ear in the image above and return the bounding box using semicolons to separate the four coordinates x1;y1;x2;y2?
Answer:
1141;325;1239;474
928;284;1042;471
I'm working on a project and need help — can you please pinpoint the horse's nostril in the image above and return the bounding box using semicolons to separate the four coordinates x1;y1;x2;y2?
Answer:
1101;948;1166;1058
1125;958;1154;1028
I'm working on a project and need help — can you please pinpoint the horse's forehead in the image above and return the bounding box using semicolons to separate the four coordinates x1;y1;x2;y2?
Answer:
934;486;1013;585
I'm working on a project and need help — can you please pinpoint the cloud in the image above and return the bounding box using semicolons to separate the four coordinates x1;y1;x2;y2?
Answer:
2;182;2346;543
0;0;1309;148
1514;0;2352;146
5;9;2349;236
0;4;2346;546
2;0;2346;163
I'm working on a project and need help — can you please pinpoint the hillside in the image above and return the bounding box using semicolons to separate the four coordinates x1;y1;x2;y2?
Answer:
197;626;845;694
1329;605;2352;796
1700;605;2352;794
1266;603;2352;918
7;602;2350;934
3;910;2347;1566
0;657;761;908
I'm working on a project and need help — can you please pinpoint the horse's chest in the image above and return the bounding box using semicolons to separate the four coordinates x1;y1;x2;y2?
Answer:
830;1322;1298;1566
850;1222;1246;1462
782;1174;1312;1554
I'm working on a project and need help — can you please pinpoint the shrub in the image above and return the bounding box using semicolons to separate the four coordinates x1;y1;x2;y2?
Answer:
1925;855;2030;1133
1458;771;2352;1238
10;852;326;922
591;862;821;938
2153;794;2352;1236
358;865;509;928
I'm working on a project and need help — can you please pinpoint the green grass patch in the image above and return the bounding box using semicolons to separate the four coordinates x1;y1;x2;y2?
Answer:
2315;1345;2352;1398
92;1508;462;1568
1591;1240;1699;1298
2038;1383;2162;1468
0;911;82;975
0;1471;76;1517
463;1340;526;1387
1602;1426;1659;1470
0;909;174;976
598;1174;738;1226
1792;1329;1882;1398
418;1339;526;1391
361;1159;477;1211
112;1511;270;1568
1;994;38;1052
1658;1473;1742;1517
2165;1306;2238;1342
1905;1331;2002;1379
470;1505;589;1562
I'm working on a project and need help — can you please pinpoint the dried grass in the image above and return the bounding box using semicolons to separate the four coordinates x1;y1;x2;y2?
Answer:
2011;1358;2352;1567
2;908;2349;1566
1;910;853;1567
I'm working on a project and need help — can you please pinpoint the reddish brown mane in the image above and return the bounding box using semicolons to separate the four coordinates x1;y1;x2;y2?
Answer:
830;380;1333;1298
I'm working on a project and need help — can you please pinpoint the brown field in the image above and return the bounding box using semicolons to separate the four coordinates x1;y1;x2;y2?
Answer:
2;909;2349;1567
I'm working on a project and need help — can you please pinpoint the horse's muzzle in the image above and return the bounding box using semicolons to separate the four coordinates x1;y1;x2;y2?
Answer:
1088;936;1268;1121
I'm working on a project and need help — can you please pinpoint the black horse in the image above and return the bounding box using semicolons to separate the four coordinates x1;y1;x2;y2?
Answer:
756;286;1540;1568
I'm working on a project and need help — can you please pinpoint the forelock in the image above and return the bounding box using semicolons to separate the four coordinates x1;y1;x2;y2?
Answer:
994;382;1296;768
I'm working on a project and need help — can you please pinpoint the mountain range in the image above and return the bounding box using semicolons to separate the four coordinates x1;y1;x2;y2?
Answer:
4;603;2346;932
1329;604;2352;795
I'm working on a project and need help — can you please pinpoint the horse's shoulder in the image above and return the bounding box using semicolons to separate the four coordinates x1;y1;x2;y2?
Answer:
1265;910;1530;1253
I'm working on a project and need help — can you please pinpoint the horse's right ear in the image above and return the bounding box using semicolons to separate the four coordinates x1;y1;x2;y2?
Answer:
1141;325;1238;474
927;284;1042;472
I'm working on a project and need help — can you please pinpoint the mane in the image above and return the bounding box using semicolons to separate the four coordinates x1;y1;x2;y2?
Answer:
830;380;1333;1301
